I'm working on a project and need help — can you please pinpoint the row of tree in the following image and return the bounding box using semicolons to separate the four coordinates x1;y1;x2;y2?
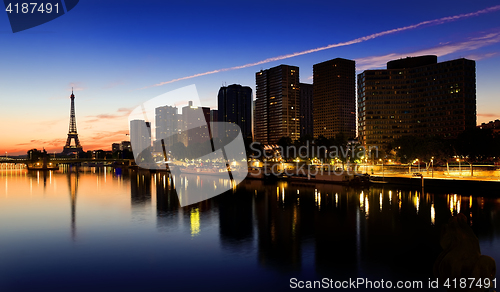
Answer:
387;128;500;167
264;133;362;162
249;129;500;167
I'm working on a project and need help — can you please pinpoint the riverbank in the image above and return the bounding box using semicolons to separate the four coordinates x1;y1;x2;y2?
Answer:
246;167;500;192
369;175;500;193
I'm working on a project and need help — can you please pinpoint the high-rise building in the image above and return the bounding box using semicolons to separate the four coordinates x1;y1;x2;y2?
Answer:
155;105;178;151
217;84;252;140
121;141;131;151
313;58;356;139
210;109;219;138
181;101;211;146
210;109;218;123
299;83;313;138
176;113;183;141
254;65;300;145
357;55;476;150
112;143;120;153
130;120;151;154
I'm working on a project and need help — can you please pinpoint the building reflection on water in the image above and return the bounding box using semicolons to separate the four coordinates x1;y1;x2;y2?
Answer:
155;172;182;232
217;184;254;252
143;170;499;281
130;169;151;207
2;167;496;287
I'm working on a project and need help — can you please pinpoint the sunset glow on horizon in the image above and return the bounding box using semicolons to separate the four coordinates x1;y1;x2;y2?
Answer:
2;1;500;156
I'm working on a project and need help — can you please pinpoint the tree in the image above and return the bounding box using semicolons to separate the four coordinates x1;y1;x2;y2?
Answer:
171;142;187;160
314;135;331;161
27;149;43;161
277;136;293;160
245;138;263;161
454;128;496;176
389;135;452;165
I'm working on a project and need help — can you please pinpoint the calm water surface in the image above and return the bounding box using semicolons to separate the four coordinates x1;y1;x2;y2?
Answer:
0;167;499;291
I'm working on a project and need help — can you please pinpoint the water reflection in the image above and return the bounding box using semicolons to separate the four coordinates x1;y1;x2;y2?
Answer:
217;186;254;252
434;214;496;288
67;171;78;241
190;208;200;237
0;167;499;291
130;169;151;206
156;173;181;232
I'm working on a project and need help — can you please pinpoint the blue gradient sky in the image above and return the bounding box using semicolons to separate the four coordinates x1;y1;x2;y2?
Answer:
1;0;500;155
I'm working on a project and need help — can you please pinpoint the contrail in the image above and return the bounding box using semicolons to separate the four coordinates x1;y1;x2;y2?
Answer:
145;5;500;88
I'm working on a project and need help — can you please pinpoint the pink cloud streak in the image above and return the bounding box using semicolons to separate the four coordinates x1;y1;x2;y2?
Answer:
144;5;500;88
356;31;500;71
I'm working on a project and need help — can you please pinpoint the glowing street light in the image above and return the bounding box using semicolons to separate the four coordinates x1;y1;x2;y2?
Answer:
379;158;384;179
431;157;434;178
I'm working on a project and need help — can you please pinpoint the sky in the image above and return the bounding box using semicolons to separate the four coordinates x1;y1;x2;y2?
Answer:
1;0;500;155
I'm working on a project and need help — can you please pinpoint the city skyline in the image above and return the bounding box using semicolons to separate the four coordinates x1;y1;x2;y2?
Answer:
2;3;500;291
2;1;500;155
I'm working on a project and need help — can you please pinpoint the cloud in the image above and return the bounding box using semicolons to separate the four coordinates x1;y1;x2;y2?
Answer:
355;31;500;71
16;138;66;148
37;118;65;126
46;83;86;100
69;82;85;92
462;52;498;61
85;107;133;123
477;113;500;118
86;130;129;141
142;5;500;88
117;107;133;113
80;130;129;150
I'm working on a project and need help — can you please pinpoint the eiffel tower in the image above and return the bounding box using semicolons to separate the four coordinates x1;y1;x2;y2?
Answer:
62;89;84;154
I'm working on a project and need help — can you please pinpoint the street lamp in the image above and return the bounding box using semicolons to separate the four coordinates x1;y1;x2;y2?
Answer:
363;156;367;174
457;158;461;176
379;158;384;179
431;157;434;178
416;159;420;173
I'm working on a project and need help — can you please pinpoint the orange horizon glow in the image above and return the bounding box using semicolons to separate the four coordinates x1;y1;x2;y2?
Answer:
1;114;498;157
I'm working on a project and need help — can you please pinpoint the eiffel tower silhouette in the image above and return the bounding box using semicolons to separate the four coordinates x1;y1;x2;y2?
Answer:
62;88;84;154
